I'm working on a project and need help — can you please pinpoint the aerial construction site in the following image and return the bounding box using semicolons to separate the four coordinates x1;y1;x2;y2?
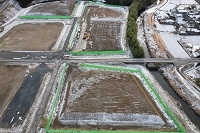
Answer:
0;0;199;133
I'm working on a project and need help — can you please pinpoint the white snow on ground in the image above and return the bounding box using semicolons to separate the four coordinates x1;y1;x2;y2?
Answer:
177;0;198;4
1;5;23;27
73;1;84;17
161;3;177;11
132;68;174;126
142;0;196;58
43;64;66;120
186;67;200;80
146;0;167;13
184;65;200;81
137;17;150;58
161;0;198;11
133;65;200;132
14;6;32;17
176;69;200;102
52;24;71;51
143;14;168;58
159;33;190;58
58;64;171;127
161;65;200;115
182;35;200;46
155;22;176;32
60;112;165;127
66;74;110;107
180;62;200;91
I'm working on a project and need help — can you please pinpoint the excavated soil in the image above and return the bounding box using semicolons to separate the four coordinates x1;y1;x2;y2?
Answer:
0;23;63;51
51;65;172;131
64;66;158;114
28;2;75;16
86;21;122;50
74;6;125;51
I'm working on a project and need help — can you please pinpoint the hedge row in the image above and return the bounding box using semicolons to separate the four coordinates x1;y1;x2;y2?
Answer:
126;0;156;58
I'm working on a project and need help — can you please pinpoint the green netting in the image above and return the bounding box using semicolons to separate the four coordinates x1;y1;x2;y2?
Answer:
70;50;126;56
80;63;185;133
47;129;180;133
46;63;68;131
46;63;185;133
20;15;72;19
104;4;125;7
80;63;139;73
138;71;185;133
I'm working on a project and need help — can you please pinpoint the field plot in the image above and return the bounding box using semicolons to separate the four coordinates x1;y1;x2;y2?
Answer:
0;64;27;116
27;1;76;16
0;63;50;129
50;64;177;132
73;4;127;52
0;23;63;51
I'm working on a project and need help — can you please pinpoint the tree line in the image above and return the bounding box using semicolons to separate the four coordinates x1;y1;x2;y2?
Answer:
105;0;155;6
16;0;56;7
16;0;33;7
106;0;156;58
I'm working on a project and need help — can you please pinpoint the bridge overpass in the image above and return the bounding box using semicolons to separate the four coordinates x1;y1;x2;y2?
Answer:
0;57;199;64
65;57;199;64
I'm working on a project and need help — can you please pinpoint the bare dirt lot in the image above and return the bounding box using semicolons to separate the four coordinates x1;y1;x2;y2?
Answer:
73;5;126;51
0;63;51;128
28;2;75;16
0;64;27;116
64;66;158;114
52;65;174;131
86;21;122;50
0;23;63;51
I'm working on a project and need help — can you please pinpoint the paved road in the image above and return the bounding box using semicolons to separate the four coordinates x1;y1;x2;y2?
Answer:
0;57;199;64
26;60;61;133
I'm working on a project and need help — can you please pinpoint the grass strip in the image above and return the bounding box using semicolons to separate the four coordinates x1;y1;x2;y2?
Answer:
46;63;68;132
48;129;179;133
70;50;126;56
20;15;72;19
104;4;125;7
139;71;185;133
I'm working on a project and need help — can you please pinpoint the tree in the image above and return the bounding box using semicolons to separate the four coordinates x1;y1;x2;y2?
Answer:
125;0;157;57
105;0;134;6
